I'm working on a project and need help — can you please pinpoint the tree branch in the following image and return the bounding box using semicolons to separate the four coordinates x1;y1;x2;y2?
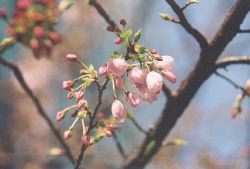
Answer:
0;56;75;164
125;0;250;168
112;132;127;160
164;0;209;49
215;56;250;68
239;29;250;33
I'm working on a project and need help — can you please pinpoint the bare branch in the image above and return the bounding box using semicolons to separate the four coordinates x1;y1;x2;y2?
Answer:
0;56;75;164
164;0;208;49
128;116;149;135
181;1;199;11
215;71;247;93
239;29;250;33
112;132;127;160
216;56;250;68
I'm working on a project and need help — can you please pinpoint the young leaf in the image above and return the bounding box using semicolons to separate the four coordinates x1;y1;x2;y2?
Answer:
133;29;142;43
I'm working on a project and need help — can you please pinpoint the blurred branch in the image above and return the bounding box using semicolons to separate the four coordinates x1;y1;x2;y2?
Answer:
0;56;75;164
128;116;149;135
125;0;250;168
112;132;127;160
216;56;250;68
74;79;109;169
239;29;250;33
181;1;199;11
164;0;208;49
215;71;247;93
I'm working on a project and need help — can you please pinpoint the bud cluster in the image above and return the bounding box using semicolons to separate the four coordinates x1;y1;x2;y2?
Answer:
57;19;177;147
4;0;61;58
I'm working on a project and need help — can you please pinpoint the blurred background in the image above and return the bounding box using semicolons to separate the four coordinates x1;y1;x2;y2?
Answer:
0;0;250;169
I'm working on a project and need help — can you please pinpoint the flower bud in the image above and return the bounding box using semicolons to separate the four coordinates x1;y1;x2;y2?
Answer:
107;58;127;76
64;130;72;140
63;80;74;90
48;32;61;42
56;111;65;121
17;0;31;10
98;64;108;76
111;99;127;123
33;26;44;38
114;25;120;32
81;135;91;146
149;49;157;54
107;124;118;133
0;8;7;18
67;92;74;99
127;93;140;107
161;71;176;83
154;54;163;61
120;18;126;26
139;87;159;103
245;79;250;95
106;25;114;32
76;90;84;100
29;38;39;49
66;54;77;62
114;76;123;89
146;71;163;94
128;66;148;87
105;129;112;137
114;37;122;45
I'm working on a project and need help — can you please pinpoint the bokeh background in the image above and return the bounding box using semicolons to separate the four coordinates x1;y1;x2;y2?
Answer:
0;0;250;169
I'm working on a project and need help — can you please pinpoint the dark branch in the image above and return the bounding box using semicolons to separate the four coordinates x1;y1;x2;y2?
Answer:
239;29;250;33
215;71;247;93
216;56;250;68
165;0;208;49
128;116;149;135
112;132;127;160
0;56;75;164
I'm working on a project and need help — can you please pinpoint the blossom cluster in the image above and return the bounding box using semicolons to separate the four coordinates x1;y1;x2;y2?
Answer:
57;19;176;146
4;0;60;58
231;79;250;119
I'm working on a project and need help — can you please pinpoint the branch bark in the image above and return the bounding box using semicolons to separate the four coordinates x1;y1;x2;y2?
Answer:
0;56;75;164
216;56;250;68
124;0;250;168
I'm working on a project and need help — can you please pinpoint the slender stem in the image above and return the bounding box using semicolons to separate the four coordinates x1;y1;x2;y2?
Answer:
112;132;127;160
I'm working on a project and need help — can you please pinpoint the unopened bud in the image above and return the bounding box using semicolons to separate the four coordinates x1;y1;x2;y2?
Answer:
81;135;91;146
245;79;250;95
63;80;74;90
120;18;126;26
76;90;84;100
29;38;39;49
106;25;114;32
114;37;122;45
66;54;77;62
64;130;72;140
0;8;7;18
33;26;44;38
56;111;65;121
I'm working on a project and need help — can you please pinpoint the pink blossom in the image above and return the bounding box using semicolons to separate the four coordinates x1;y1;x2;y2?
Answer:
128;66;148;87
154;54;162;61
246;79;250;95
67;92;74;99
77;99;86;109
33;26;44;38
162;71;176;83
56;111;65;121
127;93;140;107
17;0;31;10
146;71;163;94
107;58;127;76
64;130;72;140
0;8;7;17
114;37;122;45
157;55;174;72
120;18;127;26
29;39;39;49
76;90;84;100
66;54;78;62
98;64;108;76
111;99;127;123
81;135;91;146
139;87;159;103
115;76;123;89
63;80;74;90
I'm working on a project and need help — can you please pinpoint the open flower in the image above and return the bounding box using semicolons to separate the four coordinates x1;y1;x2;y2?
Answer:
128;66;148;88
111;99;127;123
107;58;127;76
98;64;108;76
157;55;176;83
146;71;163;94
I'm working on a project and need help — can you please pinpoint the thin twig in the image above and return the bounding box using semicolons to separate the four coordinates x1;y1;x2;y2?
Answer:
0;56;75;164
181;1;199;11
112;132;127;160
128;116;149;135
165;0;208;49
239;29;250;33
215;56;250;68
74;79;109;169
215;71;247;93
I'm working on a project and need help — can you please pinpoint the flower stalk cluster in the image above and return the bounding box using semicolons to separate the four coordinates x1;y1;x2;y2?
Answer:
57;19;177;148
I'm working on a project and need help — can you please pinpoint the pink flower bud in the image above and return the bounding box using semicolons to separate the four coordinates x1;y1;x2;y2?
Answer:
147;55;153;61
111;99;127;123
64;130;72;140
107;124;118;133
98;64;108;76
231;106;240;119
31;12;43;22
149;49;157;54
139;87;159;103
115;76;123;89
33;26;44;38
6;27;14;36
114;37;122;45
107;58;127;76
106;25;114;32
76;90;84;100
114;25;120;32
77;99;86;109
162;71;176;83
66;54;78;62
29;38;39;49
128;66;148;87
105;130;112;137
81;135;91;147
48;32;61;42
17;0;31;10
120;18;126;26
146;71;163;94
154;54;163;61
157;55;174;72
127;93;140;107
67;92;74;99
0;8;7;18
56;111;65;121
246;79;250;95
63;80;74;90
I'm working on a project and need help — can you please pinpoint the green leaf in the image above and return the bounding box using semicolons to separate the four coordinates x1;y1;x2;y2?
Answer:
127;111;134;119
145;140;156;155
120;28;133;42
189;0;199;4
162;138;188;146
98;120;106;127
93;135;105;143
133;29;142;43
